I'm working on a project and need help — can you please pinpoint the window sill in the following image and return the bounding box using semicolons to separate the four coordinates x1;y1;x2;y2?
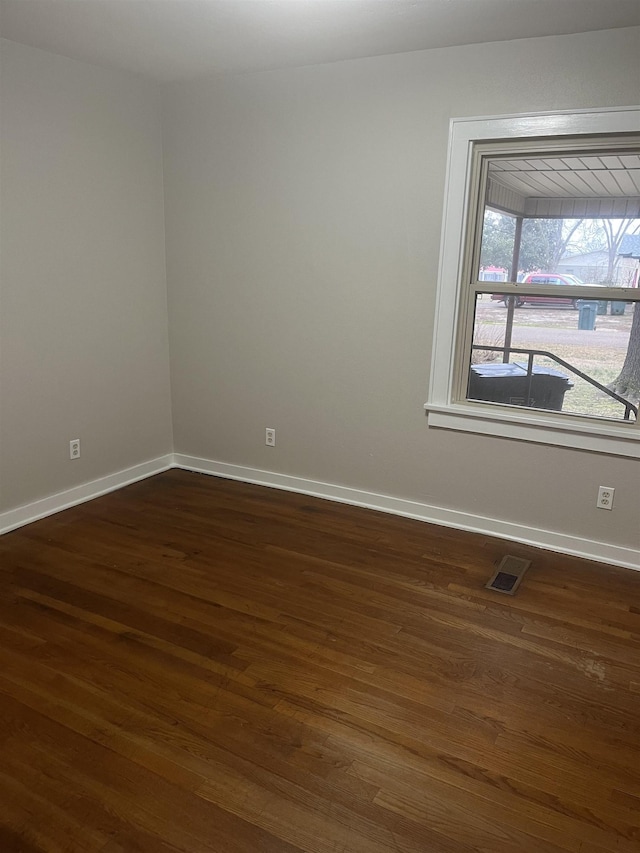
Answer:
424;402;640;458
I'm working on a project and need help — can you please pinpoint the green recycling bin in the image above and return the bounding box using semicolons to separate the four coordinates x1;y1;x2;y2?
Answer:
610;301;626;315
597;300;608;315
577;300;598;330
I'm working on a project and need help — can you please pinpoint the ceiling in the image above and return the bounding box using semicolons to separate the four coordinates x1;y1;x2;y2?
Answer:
1;0;639;83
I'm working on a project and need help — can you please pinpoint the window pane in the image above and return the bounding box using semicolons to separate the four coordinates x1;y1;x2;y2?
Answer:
477;147;640;286
478;215;640;286
479;211;515;280
468;294;638;422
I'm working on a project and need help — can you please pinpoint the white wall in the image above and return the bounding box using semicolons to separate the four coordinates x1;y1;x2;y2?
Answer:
162;27;640;554
1;29;638;563
0;40;173;512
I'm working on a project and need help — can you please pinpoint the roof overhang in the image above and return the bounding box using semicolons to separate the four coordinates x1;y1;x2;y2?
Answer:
486;150;640;218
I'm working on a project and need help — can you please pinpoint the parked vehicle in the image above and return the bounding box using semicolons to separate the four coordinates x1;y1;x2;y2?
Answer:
490;273;588;308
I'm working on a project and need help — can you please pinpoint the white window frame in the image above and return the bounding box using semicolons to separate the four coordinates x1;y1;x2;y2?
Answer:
425;106;640;459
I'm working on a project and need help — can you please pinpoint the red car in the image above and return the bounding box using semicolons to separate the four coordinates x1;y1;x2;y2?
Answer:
491;273;586;307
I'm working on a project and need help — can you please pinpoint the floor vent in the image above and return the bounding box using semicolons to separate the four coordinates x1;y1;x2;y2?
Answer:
486;555;531;595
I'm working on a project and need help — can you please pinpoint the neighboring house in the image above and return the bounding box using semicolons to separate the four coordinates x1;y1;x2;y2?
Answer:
619;233;640;287
479;265;508;281
619;233;640;258
558;248;639;286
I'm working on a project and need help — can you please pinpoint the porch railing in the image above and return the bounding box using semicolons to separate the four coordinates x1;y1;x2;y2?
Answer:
471;345;638;421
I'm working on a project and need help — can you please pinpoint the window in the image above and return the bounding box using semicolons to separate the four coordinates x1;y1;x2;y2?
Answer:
426;108;640;458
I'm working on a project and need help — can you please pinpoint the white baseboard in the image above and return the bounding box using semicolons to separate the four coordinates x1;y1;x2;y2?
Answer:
0;455;173;535
3;452;637;572
174;454;640;573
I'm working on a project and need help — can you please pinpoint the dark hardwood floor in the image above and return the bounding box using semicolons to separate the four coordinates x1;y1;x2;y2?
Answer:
0;469;639;852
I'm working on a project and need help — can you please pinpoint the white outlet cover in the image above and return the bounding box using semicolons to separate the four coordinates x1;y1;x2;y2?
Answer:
597;485;614;510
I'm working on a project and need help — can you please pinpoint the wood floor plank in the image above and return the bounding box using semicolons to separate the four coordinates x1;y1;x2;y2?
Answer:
1;469;639;852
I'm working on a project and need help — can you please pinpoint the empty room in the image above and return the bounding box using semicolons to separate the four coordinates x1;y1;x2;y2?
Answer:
1;1;639;851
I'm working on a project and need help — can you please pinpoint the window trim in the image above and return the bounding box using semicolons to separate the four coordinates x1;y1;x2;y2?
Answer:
425;107;640;458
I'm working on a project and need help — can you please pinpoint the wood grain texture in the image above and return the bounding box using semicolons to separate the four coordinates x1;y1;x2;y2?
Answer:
0;469;639;852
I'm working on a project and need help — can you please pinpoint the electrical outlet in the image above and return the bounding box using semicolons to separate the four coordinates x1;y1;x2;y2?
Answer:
596;485;614;510
265;428;276;447
69;439;81;460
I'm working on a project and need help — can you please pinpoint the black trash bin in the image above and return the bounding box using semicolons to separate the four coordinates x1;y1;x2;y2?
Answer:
468;362;574;411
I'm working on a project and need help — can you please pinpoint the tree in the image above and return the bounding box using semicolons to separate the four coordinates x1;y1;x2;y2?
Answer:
519;218;583;272
480;212;585;275
602;221;640;404
479;211;515;271
600;218;640;283
609;304;640;404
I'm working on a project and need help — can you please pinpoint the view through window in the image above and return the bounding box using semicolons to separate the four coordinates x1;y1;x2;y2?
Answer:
465;143;640;423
